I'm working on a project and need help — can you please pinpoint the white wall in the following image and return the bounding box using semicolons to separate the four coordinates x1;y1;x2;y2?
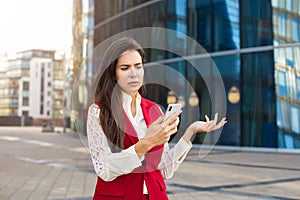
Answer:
29;57;53;119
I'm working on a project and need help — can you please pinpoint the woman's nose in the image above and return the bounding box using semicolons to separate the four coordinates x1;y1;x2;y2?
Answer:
129;67;138;76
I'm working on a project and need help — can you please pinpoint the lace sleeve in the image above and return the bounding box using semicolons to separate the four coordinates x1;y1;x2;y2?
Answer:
158;138;192;180
86;104;142;181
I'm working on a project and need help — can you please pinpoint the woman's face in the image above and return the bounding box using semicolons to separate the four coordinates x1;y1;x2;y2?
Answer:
115;50;144;96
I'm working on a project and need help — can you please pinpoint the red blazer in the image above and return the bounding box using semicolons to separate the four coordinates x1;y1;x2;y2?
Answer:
93;98;168;200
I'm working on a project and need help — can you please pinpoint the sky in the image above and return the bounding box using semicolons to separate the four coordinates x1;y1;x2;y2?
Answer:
0;0;73;55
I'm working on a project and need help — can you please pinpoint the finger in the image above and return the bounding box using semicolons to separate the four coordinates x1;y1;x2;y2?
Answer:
212;117;227;130
164;119;178;132
205;115;209;122
163;124;171;132
161;136;170;144
167;117;180;128
165;110;181;126
175;117;180;125
206;113;218;131
169;121;179;132
168;127;178;136
213;113;218;124
219;117;227;127
153;115;164;125
217;117;226;125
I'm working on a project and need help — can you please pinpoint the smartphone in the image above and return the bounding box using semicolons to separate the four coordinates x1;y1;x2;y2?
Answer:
163;104;182;122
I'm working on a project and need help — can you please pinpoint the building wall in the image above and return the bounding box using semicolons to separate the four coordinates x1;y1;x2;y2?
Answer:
29;57;53;119
72;0;300;148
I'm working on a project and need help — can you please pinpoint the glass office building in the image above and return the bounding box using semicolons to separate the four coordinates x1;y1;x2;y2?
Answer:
272;0;300;148
73;0;300;149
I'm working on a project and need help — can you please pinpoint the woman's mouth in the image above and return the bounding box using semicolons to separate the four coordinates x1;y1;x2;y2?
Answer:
128;81;140;86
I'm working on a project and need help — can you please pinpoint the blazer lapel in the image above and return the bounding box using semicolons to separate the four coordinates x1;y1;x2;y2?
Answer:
140;97;162;127
122;109;139;147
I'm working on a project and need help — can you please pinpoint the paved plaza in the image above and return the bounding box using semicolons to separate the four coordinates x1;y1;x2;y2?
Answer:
0;126;299;200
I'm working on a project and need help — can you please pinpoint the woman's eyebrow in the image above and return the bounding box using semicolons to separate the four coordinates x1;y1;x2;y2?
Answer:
119;62;142;66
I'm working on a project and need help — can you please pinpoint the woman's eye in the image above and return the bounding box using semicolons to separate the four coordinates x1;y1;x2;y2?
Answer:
120;67;128;70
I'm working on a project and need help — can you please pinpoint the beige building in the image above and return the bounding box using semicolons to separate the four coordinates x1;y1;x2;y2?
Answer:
0;50;64;126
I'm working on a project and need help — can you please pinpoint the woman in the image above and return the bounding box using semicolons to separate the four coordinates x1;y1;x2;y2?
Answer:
87;37;227;200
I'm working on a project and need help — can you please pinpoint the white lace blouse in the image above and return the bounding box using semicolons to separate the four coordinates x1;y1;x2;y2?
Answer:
87;92;192;193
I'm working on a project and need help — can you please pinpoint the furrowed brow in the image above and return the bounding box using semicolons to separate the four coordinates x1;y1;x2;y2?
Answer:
119;63;142;67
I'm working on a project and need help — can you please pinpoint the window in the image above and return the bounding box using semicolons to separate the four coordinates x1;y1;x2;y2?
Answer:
285;47;294;66
278;13;286;37
286;0;292;11
297;76;300;100
23;81;29;90
278;0;286;9
22;111;29;117
22;97;29;106
276;101;283;128
284;134;295;148
291;106;300;134
40;105;44;115
272;0;277;7
277;71;288;96
295;48;300;71
23;91;29;97
287;17;292;40
292;18;299;41
278;130;285;148
292;0;299;13
279;101;290;130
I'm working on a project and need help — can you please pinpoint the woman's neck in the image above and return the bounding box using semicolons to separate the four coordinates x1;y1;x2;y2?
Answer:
130;92;138;117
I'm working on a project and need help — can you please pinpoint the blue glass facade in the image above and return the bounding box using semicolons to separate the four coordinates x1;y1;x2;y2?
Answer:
73;0;300;149
272;0;300;148
239;0;277;147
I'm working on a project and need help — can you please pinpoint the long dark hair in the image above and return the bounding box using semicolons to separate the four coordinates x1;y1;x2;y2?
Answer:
93;37;145;152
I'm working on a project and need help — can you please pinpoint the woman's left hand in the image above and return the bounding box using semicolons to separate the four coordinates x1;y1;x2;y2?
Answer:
187;113;227;134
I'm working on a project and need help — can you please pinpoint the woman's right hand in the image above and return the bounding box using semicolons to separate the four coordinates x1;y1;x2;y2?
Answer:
143;110;181;148
134;110;181;158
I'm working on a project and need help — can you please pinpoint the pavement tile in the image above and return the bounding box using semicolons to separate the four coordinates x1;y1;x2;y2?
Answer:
0;126;300;200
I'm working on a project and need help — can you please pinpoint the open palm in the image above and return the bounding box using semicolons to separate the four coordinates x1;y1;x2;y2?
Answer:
188;113;227;133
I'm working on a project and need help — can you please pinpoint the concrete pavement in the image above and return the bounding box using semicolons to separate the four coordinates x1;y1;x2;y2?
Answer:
0;126;299;200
